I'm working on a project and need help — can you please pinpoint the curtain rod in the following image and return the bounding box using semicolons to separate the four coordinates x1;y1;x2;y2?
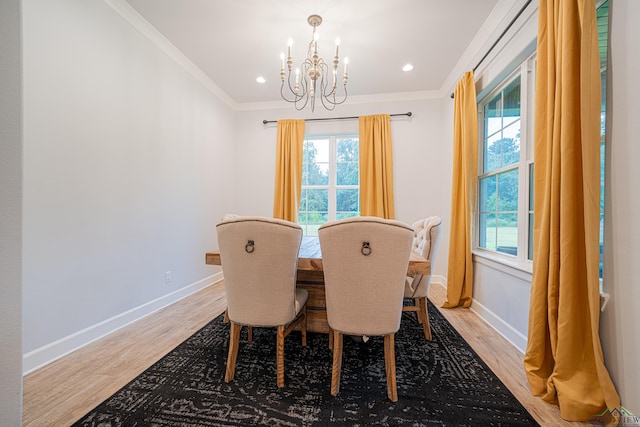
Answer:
450;0;532;98
262;112;412;125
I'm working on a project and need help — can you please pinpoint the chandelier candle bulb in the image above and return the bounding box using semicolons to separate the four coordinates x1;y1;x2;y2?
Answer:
279;14;349;112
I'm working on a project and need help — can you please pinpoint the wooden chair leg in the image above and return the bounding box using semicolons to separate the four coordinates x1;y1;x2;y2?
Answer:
419;298;432;340
414;298;423;324
225;321;242;383
330;331;343;397
247;326;253;342
328;328;334;350
223;309;229;323
276;325;285;388
384;333;398;402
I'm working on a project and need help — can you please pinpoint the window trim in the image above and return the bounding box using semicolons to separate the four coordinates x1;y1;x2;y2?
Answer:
475;56;535;273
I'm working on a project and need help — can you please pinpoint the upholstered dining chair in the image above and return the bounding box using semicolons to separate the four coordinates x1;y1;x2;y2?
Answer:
402;216;442;340
216;216;308;388
220;213;240;325
318;216;413;402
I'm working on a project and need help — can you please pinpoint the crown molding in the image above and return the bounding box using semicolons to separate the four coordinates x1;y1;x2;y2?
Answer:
104;0;239;110
234;90;443;112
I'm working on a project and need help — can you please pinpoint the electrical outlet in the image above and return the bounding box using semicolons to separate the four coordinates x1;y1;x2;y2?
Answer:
165;271;172;284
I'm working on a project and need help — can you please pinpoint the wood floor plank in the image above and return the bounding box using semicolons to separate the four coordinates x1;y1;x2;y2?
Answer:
23;280;586;426
22;282;227;427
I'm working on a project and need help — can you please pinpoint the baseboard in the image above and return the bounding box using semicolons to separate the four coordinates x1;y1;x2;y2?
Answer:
430;280;527;354
23;272;224;375
469;299;528;354
431;274;446;288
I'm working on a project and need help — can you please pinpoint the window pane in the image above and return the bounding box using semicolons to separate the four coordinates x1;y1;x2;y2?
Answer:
336;189;359;214
485;94;501;123
597;0;608;280
303;140;329;185
497;169;519;211
336;138;358;162
496;213;518;256
483;75;521;174
479;175;496;212
502;120;521;167
503;78;521;127
304;189;327;211
336;138;359;186
479;213;497;250
337;162;358;185
301;213;328;236
298;188;328;236
528;213;534;261
484;133;502;173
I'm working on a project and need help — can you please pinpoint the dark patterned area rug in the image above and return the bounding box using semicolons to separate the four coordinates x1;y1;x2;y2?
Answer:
73;302;538;426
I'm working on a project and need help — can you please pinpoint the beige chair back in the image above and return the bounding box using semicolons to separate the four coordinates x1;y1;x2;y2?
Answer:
319;216;413;336
216;216;302;327
406;216;442;298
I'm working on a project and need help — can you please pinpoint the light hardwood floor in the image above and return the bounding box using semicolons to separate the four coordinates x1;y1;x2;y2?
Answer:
22;281;585;426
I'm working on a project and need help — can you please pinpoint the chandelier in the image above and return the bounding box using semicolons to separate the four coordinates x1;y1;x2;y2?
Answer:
280;15;349;112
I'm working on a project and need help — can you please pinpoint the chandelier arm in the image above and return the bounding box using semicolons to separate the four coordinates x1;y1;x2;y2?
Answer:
319;93;337;111
295;74;310;110
280;80;303;103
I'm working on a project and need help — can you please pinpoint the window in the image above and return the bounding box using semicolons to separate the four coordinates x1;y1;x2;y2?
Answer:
477;56;535;265
477;0;608;270
597;0;609;279
298;134;359;235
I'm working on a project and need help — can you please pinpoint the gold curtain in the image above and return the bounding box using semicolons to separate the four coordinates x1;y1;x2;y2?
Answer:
443;71;477;309
359;114;395;219
523;0;620;421
273;119;305;222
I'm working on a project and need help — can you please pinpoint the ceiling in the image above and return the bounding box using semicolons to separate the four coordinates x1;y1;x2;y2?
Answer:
124;0;510;107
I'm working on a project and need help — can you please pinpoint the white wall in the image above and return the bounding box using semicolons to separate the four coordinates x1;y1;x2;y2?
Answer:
233;98;451;277
0;0;23;423
600;0;640;414
22;0;234;372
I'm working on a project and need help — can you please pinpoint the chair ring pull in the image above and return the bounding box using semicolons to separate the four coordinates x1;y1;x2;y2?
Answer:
361;241;372;256
245;240;255;253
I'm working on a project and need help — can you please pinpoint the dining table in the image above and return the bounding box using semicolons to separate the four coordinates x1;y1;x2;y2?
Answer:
205;236;431;334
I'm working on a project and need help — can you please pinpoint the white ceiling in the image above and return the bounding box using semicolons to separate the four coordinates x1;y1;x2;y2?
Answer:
124;0;513;107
